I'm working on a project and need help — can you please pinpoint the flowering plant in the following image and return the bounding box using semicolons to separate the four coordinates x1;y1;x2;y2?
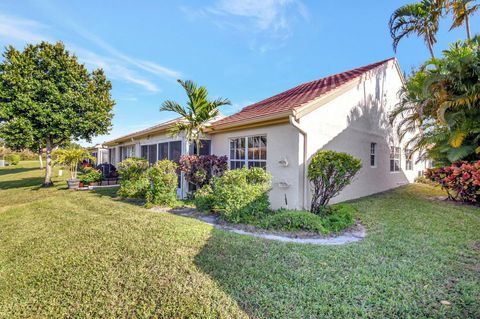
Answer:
425;161;480;203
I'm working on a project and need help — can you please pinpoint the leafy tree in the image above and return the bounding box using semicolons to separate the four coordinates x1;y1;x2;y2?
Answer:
389;0;446;58
0;41;115;186
390;38;480;165
308;150;362;214
160;79;230;155
447;0;479;40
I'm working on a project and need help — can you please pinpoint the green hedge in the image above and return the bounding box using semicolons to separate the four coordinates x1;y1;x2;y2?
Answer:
117;158;178;206
5;153;20;165
194;167;272;223
146;160;178;206
259;211;327;234
259;204;356;235
117;158;149;199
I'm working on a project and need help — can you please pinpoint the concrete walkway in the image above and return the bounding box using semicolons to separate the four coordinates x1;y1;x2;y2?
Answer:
154;207;366;245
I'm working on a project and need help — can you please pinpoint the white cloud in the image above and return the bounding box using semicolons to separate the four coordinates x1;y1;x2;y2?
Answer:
0;14;51;43
0;13;180;92
182;0;308;53
76;48;160;92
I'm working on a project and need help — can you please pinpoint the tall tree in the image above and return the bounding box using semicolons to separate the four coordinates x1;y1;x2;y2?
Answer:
389;0;446;58
448;0;479;39
0;41;115;186
390;38;480;165
160;79;230;155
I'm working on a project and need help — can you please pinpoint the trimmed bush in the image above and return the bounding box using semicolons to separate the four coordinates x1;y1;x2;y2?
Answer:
259;203;356;235
199;167;272;223
179;155;228;188
193;184;215;212
308;150;362;214
146;160;178;206
5;153;20;165
117;158;149;199
260;211;327;234
321;204;355;233
117;157;149;181
425;161;480;203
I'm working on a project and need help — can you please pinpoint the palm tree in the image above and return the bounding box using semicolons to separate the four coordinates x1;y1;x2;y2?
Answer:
160;80;230;155
447;0;479;40
389;0;446;58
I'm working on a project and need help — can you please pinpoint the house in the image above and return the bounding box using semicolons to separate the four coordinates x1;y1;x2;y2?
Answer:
87;144;109;165
104;58;428;210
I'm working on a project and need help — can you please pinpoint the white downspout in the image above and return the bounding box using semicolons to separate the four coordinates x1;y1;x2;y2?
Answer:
289;115;308;210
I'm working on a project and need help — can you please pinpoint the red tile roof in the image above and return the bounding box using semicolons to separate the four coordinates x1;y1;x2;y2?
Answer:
213;58;394;127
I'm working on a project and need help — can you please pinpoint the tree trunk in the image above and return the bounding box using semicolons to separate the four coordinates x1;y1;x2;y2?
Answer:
465;13;471;40
43;137;54;187
196;139;201;156
38;150;43;169
427;38;435;59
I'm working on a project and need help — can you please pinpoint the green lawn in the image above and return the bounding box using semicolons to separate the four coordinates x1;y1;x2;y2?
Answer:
0;161;479;318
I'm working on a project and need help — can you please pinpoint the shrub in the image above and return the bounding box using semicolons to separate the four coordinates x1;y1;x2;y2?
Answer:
193;184;215;212
117;158;149;199
146;160;178;206
321;204;355;233
80;167;103;185
308;150;362;214
259;203;356;235
179;155;228;188
117;157;149;181
259;211;327;234
5;153;20;165
208;167;271;223
425;161;480;203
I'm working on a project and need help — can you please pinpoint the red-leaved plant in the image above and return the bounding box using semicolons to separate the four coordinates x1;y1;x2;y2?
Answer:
425;161;480;203
179;155;228;189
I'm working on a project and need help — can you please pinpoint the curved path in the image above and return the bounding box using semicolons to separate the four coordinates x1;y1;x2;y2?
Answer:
154;207;366;245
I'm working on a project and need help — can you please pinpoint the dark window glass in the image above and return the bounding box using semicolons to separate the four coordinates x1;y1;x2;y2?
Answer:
141;145;148;159
158;143;168;160
148;144;157;165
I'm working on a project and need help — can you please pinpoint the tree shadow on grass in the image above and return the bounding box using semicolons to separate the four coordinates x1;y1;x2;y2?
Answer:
0;176;45;190
0;167;40;177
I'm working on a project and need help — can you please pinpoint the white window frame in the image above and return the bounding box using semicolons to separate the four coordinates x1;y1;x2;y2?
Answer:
229;135;267;169
405;148;414;171
370;142;376;168
390;146;401;172
120;144;135;162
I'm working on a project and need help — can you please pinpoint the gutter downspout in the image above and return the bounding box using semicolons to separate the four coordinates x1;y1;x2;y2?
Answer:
289;115;308;210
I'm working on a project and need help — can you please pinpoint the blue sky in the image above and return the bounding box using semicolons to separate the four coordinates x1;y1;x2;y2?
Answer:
1;0;478;145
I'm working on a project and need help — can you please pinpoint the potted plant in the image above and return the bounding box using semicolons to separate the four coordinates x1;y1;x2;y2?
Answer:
54;147;95;189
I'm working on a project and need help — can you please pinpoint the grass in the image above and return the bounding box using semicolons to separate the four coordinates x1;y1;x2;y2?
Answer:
0;161;479;318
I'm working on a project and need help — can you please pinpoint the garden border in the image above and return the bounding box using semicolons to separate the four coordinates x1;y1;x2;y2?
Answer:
153;207;366;245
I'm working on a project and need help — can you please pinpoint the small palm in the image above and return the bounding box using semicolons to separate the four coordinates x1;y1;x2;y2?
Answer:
160;80;230;155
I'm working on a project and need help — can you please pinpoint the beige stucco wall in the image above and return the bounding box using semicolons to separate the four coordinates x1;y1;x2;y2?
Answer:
210;124;301;210
298;60;425;205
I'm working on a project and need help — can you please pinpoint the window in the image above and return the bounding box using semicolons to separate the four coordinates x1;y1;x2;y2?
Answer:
405;148;413;171
230;135;267;169
141;144;158;165
119;145;135;162
108;148;115;165
390;146;401;172
189;140;211;155
370;143;376;167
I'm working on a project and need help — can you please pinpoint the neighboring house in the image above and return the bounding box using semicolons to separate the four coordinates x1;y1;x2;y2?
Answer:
104;58;427;209
87;144;109;165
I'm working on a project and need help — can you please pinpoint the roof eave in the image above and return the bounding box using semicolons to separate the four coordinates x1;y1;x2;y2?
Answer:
208;111;292;133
